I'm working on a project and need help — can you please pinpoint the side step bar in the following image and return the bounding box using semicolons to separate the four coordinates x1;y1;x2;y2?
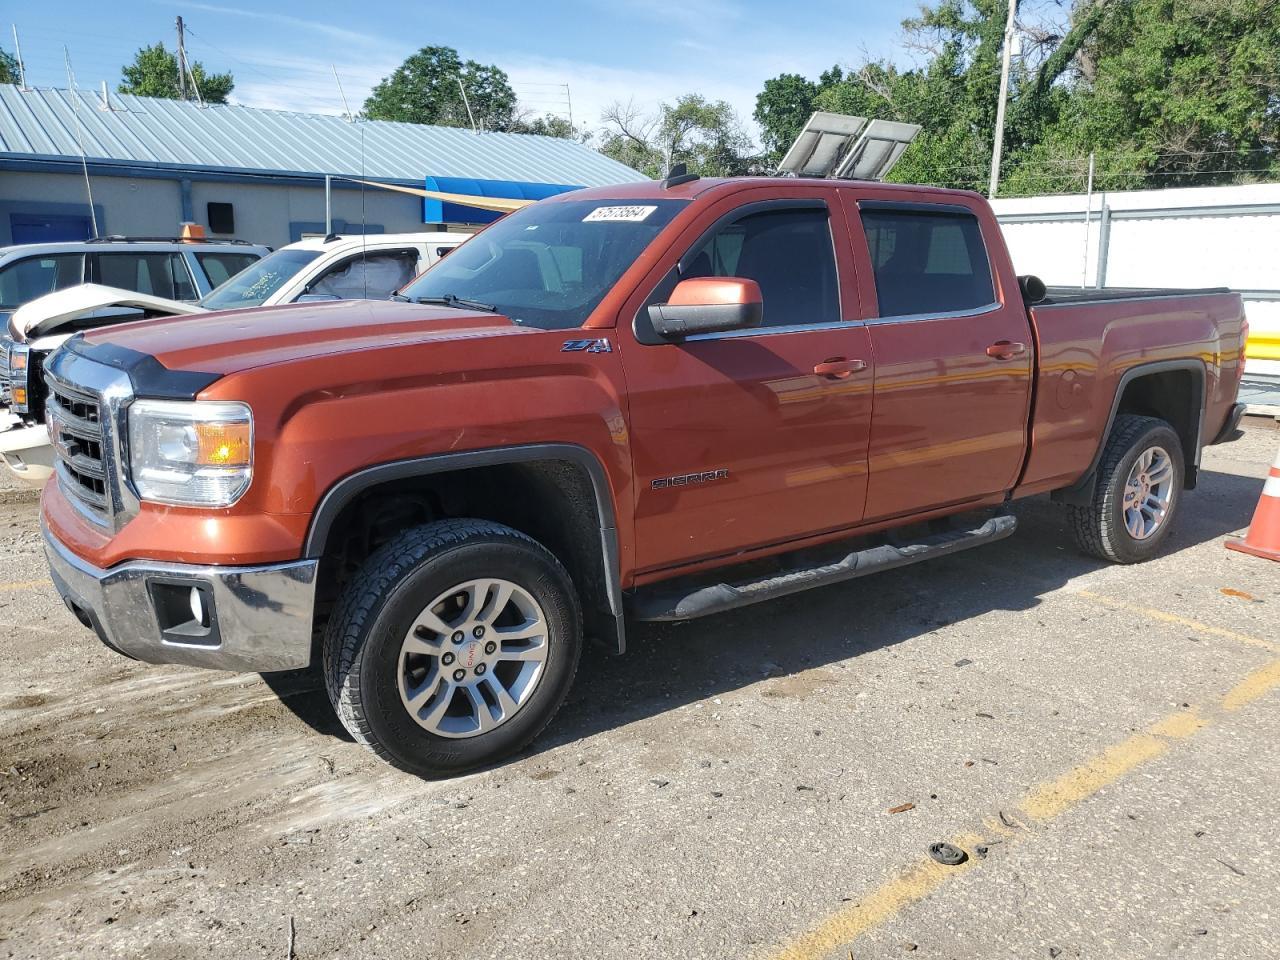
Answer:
631;514;1018;622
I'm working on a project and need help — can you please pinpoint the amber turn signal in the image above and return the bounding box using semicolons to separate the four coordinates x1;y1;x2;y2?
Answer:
195;422;252;467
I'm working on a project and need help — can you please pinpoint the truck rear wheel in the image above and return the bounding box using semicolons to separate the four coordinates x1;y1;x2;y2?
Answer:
1069;414;1185;564
322;519;581;778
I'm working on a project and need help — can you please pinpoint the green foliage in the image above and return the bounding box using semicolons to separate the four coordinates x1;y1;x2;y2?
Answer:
509;113;587;141
754;0;1280;196
600;95;755;178
118;42;233;104
0;48;18;85
363;46;519;131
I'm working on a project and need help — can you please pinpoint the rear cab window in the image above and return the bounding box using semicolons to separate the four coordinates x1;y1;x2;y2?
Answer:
858;204;995;317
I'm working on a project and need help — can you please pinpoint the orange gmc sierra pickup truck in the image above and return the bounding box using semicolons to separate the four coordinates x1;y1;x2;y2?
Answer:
39;174;1248;777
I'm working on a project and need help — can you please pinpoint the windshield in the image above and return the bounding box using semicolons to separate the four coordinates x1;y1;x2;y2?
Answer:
401;199;688;329
200;248;322;310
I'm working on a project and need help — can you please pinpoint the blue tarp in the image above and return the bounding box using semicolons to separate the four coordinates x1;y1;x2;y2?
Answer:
423;177;583;224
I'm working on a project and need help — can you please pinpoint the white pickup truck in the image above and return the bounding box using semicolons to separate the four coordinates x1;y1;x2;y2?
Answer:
1;231;468;483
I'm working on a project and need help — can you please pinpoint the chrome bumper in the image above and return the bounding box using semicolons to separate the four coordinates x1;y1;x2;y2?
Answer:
42;521;319;673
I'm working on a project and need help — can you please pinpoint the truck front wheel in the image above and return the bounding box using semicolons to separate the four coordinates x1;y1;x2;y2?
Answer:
1069;414;1185;564
322;519;582;778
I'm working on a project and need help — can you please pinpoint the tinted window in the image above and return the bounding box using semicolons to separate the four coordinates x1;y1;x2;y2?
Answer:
0;254;84;308
860;209;994;317
683;207;839;327
196;252;260;287
94;252;198;301
200;248;322;310
307;250;420;300
403;199;688;330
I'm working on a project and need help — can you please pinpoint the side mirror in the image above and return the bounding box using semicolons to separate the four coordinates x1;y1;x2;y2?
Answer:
1018;274;1047;305
296;293;342;303
649;277;764;339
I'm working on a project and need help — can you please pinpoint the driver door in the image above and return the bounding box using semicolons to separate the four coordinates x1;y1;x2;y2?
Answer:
621;189;875;575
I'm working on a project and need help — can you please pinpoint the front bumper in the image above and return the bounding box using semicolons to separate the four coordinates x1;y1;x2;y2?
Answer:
0;421;54;485
43;521;319;673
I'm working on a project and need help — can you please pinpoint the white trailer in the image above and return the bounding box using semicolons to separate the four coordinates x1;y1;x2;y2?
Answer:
992;183;1280;412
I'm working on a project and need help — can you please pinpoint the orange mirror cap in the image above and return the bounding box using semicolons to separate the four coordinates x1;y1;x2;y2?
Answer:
668;276;763;307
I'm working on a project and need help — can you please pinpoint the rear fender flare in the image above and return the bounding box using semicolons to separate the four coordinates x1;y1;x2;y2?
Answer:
1055;358;1205;505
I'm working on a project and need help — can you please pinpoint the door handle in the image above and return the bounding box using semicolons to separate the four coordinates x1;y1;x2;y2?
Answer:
986;340;1027;360
813;358;867;379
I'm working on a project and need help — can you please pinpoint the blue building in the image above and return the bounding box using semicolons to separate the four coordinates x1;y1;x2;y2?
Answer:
0;86;645;248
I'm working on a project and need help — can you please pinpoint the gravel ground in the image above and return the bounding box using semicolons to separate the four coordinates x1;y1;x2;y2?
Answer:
0;418;1276;960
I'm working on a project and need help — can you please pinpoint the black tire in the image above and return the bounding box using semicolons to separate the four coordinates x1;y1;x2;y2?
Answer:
1068;414;1185;563
322;519;581;778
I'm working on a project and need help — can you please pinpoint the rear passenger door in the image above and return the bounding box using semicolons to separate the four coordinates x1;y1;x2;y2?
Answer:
844;197;1034;520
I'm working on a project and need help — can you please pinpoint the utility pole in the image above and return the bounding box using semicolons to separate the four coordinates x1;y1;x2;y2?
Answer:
176;16;188;101
988;0;1018;198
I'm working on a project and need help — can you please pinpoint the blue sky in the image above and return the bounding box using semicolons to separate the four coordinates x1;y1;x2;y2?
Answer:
12;0;921;137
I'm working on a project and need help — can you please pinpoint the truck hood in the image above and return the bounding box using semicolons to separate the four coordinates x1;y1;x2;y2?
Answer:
9;283;203;340
81;298;531;377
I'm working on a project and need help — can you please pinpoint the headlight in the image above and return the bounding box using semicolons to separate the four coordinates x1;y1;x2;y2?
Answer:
127;399;252;507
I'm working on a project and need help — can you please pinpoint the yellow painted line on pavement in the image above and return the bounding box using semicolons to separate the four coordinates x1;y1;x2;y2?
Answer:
0;578;51;592
764;664;1280;960
1222;658;1280;712
1075;589;1278;654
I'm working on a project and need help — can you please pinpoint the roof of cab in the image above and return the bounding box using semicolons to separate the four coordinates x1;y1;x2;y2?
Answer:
552;176;987;205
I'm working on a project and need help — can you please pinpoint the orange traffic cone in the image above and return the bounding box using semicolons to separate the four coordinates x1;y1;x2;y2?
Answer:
1226;445;1280;561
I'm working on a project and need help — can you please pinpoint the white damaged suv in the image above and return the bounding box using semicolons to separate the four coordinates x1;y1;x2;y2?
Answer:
1;232;467;484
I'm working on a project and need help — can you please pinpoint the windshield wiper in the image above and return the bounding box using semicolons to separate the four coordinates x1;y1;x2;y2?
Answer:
407;293;498;312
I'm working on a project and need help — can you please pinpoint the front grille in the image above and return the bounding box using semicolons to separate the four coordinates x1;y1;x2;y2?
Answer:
47;375;110;517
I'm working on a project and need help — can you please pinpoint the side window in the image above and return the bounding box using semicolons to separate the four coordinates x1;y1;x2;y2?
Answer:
682;207;839;328
0;254;84;309
196;252;259;288
94;253;196;300
306;250;420;300
859;209;994;317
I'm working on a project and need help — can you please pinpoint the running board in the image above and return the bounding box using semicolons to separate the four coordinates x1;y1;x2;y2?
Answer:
630;514;1018;622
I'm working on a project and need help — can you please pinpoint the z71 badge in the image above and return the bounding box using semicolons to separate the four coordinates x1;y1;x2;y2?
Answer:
561;338;612;353
651;469;729;490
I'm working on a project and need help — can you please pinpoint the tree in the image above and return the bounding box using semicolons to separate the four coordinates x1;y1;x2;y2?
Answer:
752;0;1280;196
118;42;233;103
363;46;519;130
0;47;18;85
509;113;588;141
600;95;755;178
1010;0;1280;192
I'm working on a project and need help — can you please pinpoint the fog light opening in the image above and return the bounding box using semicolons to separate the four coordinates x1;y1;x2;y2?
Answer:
148;580;220;647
